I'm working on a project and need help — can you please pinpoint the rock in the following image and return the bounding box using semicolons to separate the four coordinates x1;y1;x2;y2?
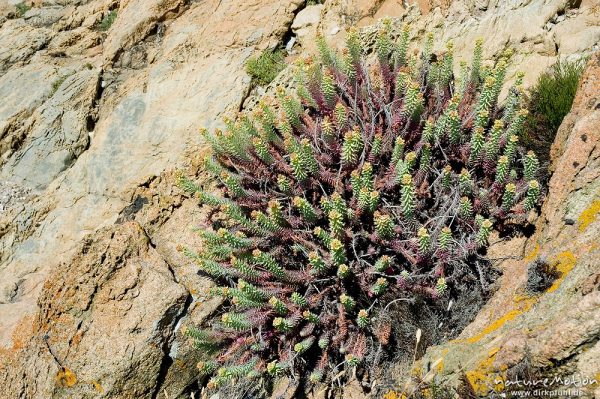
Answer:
553;13;600;55
285;36;296;52
22;5;69;28
0;0;305;396
0;19;52;74
0;221;189;398
0;63;56;159
415;53;600;398
1;66;100;190
111;166;223;398
0;180;31;213
102;0;184;63
47;27;103;57
291;4;324;40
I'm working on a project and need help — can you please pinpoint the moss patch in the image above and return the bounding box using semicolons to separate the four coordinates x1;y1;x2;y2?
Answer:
15;2;31;18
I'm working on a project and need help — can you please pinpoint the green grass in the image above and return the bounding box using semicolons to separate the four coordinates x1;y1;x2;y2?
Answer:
51;76;67;96
15;2;32;18
98;10;118;31
245;49;286;87
522;59;585;169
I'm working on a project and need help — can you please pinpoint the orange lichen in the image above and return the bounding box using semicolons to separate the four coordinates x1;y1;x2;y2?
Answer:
71;330;84;347
56;367;77;387
0;315;35;370
578;200;600;232
546;251;577;293
10;315;34;351
465;348;506;396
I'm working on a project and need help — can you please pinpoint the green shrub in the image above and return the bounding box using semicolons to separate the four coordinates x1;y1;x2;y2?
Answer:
522;59;585;167
15;2;32;18
179;21;540;396
98;10;118;31
245;49;286;87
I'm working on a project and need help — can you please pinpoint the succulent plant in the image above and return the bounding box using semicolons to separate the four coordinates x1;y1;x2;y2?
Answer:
178;20;542;393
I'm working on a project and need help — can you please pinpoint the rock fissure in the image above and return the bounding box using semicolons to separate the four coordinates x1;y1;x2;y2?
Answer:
151;293;193;399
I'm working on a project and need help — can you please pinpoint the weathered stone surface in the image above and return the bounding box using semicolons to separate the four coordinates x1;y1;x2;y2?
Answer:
102;0;184;63
0;63;56;158
0;221;189;398
413;52;600;398
292;4;324;39
0;0;304;396
1;0;599;397
0;19;53;74
112;162;223;398
1;67;99;190
0;180;31;213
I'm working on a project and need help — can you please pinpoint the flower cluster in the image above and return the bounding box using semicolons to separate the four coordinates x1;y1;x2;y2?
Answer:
178;20;540;392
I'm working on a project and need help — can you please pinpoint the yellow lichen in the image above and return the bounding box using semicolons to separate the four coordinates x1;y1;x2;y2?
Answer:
465;348;506;396
436;349;448;373
524;244;540;262
436;359;444;373
546;251;577;293
92;381;104;393
411;362;422;377
383;390;406;399
578;200;600;232
56;367;77;387
465;251;576;344
465;296;536;344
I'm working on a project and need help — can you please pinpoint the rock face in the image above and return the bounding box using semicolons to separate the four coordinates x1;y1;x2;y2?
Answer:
291;4;324;40
0;0;599;398
1;222;189;398
413;53;600;398
0;0;303;396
